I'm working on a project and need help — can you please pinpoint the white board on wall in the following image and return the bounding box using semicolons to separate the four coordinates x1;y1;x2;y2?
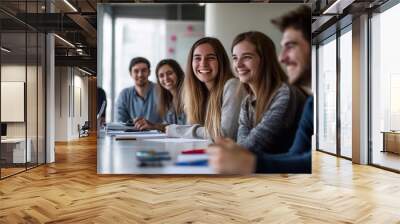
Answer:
1;81;25;122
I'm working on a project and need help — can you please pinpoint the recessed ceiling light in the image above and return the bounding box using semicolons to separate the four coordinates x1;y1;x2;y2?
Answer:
1;47;11;53
323;0;354;15
63;0;78;12
78;67;92;76
54;34;75;48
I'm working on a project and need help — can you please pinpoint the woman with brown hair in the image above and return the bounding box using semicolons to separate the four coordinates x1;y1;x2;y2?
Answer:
232;31;306;154
133;59;186;132
166;37;245;140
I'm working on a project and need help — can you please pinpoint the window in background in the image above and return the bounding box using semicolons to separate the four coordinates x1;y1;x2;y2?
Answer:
371;2;400;171
110;18;204;121
317;35;337;155
113;18;166;121
114;18;166;87
339;27;352;158
101;9;113;124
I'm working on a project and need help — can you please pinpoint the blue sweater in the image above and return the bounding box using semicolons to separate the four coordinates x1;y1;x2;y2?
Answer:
116;82;162;123
254;96;313;173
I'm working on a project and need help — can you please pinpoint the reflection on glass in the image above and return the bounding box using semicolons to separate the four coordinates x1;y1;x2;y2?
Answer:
371;3;400;171
340;29;352;158
38;33;46;165
318;36;337;154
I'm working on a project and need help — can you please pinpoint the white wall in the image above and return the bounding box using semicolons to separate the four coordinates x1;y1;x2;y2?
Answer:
1;65;40;136
1;64;26;81
1;65;28;139
55;67;89;141
205;3;302;55
73;73;89;137
55;66;68;141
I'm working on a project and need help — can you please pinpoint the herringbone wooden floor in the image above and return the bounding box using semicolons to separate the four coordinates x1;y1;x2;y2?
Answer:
1;136;400;224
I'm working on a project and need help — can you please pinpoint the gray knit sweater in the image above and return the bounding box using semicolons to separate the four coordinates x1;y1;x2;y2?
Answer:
166;78;245;140
237;83;306;154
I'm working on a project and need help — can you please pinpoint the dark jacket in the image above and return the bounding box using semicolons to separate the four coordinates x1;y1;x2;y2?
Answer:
254;96;313;173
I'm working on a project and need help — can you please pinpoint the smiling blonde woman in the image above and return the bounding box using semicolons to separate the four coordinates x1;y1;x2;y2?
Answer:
166;37;245;140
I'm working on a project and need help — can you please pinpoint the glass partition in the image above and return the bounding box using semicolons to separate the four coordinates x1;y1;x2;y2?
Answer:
370;2;400;171
27;31;38;169
0;1;46;179
339;27;352;158
317;35;337;155
1;30;28;177
38;32;46;165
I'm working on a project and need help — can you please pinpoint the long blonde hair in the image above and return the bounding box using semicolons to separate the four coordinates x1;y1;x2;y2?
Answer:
184;37;234;138
231;31;288;124
155;59;184;118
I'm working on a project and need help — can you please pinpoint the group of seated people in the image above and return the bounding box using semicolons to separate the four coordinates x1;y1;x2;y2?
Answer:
115;5;313;174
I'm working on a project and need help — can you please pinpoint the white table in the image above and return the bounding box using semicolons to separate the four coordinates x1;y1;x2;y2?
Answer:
1;138;31;163
97;131;215;174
